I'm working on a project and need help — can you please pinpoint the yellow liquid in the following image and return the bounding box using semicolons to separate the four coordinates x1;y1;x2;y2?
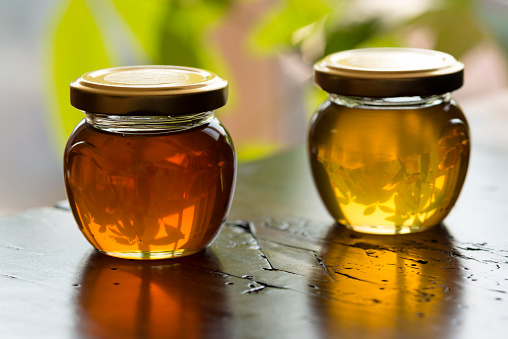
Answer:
308;97;469;234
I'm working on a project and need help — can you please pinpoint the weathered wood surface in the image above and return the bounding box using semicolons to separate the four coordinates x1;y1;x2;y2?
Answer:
1;91;508;338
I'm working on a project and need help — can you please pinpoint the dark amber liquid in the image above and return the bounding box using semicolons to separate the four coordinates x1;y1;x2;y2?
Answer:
308;98;470;234
64;118;236;259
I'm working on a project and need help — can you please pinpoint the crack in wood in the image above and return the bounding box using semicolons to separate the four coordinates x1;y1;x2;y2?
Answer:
314;253;336;282
261;267;306;277
227;220;275;270
173;259;289;293
331;270;376;284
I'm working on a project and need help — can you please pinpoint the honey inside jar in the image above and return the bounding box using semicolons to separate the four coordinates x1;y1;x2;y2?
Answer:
309;95;469;234
309;48;470;234
65;117;235;258
65;65;236;259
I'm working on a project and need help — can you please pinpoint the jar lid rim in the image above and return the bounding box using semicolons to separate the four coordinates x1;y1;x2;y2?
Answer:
314;48;464;97
70;65;228;115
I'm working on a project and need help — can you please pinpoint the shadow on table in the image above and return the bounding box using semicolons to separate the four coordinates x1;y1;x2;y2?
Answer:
73;249;232;339
312;223;464;339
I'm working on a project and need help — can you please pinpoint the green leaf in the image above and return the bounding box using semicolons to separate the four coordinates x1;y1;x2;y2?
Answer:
46;0;112;152
355;31;402;49
323;19;381;56
159;25;201;67
249;0;332;54
409;7;487;58
155;1;234;108
236;141;282;163
110;0;169;61
306;87;329;118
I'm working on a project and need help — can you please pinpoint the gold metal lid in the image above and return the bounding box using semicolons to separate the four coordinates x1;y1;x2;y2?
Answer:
314;48;464;97
70;65;228;115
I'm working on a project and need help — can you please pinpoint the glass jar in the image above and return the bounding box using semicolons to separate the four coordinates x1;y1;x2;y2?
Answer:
308;48;470;234
65;66;236;259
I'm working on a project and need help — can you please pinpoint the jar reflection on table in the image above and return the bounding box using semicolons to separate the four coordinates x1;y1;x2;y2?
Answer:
74;251;231;339
312;224;463;338
65;66;236;259
309;48;470;234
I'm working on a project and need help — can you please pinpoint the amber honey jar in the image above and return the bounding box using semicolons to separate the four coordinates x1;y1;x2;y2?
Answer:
308;48;470;234
65;66;236;259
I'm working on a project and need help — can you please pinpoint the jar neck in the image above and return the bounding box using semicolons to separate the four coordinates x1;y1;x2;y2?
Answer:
328;93;452;109
85;111;215;133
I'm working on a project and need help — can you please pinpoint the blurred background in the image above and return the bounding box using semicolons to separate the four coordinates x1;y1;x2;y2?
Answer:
1;0;508;216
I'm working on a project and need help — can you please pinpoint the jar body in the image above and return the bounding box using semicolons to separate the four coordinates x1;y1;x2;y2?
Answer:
308;94;470;234
64;112;236;259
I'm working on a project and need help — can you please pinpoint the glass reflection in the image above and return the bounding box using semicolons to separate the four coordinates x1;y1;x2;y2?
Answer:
73;250;231;339
312;223;463;338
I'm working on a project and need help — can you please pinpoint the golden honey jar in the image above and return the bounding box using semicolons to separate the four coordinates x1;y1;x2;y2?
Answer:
308;48;470;234
64;66;236;259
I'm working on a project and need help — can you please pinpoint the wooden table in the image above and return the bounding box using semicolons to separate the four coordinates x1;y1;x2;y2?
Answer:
1;91;508;338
